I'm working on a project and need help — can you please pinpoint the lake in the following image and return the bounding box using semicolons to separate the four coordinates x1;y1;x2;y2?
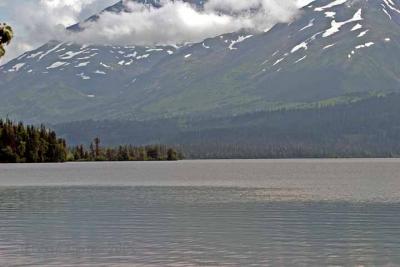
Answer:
0;159;400;266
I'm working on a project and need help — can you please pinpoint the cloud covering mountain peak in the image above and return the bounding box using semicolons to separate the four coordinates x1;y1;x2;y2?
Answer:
2;0;311;63
71;0;301;46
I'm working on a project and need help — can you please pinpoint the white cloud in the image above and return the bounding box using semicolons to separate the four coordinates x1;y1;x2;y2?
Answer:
1;0;115;63
1;0;310;63
71;0;301;46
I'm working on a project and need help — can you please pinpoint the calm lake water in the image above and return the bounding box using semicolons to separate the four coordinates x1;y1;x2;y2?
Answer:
0;159;400;266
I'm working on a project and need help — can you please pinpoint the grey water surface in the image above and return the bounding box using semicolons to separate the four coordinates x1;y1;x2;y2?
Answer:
0;159;400;266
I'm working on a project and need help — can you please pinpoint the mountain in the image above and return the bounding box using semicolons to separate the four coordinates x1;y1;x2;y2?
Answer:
1;0;400;124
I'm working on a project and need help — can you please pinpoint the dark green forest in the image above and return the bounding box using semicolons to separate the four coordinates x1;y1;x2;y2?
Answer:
54;93;400;159
0;119;182;163
70;138;182;161
0;119;67;163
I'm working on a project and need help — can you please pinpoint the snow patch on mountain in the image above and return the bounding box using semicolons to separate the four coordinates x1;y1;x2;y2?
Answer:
202;43;210;49
94;70;106;75
325;11;336;18
229;35;254;50
323;9;363;37
273;57;286;66
294;55;307;63
355;42;375;49
357;29;369;37
323;43;336;50
315;0;348;11
291;41;308;53
8;63;25;72
75;62;90;68
60;51;86;60
299;19;315;31
27;52;43;59
383;0;400;14
77;73;91;80
351;23;363;31
137;54;150;60
39;43;63;61
47;61;68;69
100;62;111;68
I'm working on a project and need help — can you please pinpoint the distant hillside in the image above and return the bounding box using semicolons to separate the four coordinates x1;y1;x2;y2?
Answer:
54;93;400;159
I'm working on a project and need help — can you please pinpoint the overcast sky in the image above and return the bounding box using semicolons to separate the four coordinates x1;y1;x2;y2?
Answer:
0;0;117;62
0;0;315;64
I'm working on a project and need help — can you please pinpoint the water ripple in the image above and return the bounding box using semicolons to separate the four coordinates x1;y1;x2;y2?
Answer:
0;186;399;266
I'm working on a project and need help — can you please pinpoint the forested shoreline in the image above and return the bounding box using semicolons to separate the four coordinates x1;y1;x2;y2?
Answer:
53;93;400;159
0;119;182;163
70;138;182;161
4;93;400;162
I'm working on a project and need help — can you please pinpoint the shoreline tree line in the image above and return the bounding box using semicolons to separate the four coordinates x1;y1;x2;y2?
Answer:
0;119;182;163
70;137;182;162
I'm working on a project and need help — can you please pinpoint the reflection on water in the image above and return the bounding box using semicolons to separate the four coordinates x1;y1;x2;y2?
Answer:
1;187;400;266
0;160;400;266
